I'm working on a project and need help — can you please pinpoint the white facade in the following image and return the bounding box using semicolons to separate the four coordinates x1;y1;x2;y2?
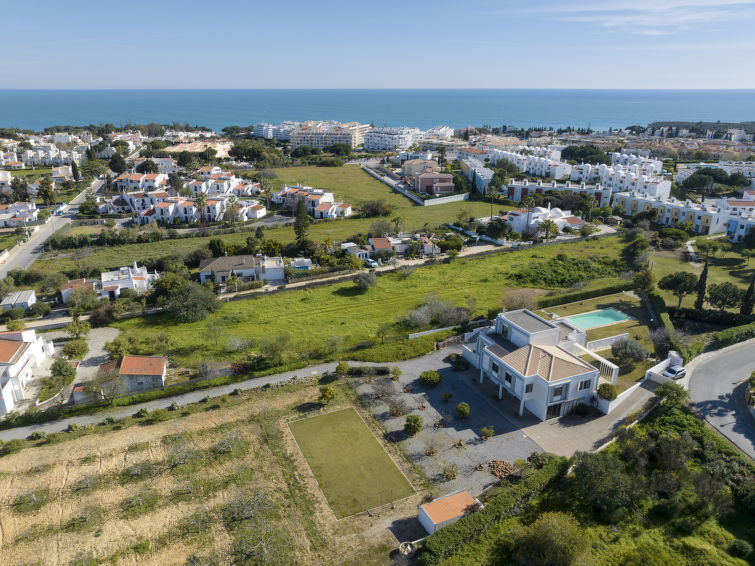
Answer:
99;262;160;300
1;290;37;311
363;127;421;151
0;202;39;227
0;330;54;415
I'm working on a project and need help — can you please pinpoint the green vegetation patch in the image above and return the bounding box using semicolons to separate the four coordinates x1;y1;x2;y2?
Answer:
288;407;413;518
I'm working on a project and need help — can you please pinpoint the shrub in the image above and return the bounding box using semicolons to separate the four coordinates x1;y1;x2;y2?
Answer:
597;383;617;401
51;357;75;380
730;539;753;557
6;319;25;331
388;398;408;417
63;339;88;360
134;408;149;418
442;463;458;480
480;426;494;438
420;370;442;387
456;402;471;419
611;337;649;364
404;415;423;436
353;271;377;291
442;392;452;402
3;306;25;320
573;403;590;417
28;431;46;440
101;417;115;425
514;512;587;566
335;361;349;376
318;386;336;404
537;282;634;308
67;423;80;432
713;321;755;348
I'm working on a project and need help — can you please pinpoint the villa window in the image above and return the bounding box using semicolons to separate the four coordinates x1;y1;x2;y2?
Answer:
579;379;591;391
491;362;499;375
525;383;533;394
504;373;512;386
552;385;564;400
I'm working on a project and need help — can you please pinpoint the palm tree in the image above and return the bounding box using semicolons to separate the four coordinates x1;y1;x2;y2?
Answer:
194;192;208;223
522;196;536;234
488;185;499;221
227;273;240;293
392;216;403;234
322;237;333;253
538;219;559;241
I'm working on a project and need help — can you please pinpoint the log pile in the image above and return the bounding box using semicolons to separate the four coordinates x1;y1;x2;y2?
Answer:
488;460;517;478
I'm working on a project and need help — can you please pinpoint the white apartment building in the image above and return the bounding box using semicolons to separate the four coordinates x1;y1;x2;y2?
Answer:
419;125;454;140
0;202;39;227
132;157;178;174
290;121;372;149
612;193;729;235
363;127;421;151
273;185;353;218
487;147;572;179
571;163;670;198
610;152;663;175
0;329;54;415
460;158;494;193
253;123;275;140
504;179;613;208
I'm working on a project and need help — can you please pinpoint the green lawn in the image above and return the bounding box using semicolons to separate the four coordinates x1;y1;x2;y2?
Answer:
288;408;413;518
113;236;626;367
9;167;52;179
651;246;754;309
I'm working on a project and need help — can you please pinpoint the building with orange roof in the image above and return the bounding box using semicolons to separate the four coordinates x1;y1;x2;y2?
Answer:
0;329;54;415
418;491;481;534
96;355;166;395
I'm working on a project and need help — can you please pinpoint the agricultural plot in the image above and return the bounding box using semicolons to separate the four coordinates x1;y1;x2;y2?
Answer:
289;407;414;518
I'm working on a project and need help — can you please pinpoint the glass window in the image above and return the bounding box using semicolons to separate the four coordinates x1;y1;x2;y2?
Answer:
525;384;533;393
579;379;591;391
505;373;512;384
491;363;499;374
553;386;563;397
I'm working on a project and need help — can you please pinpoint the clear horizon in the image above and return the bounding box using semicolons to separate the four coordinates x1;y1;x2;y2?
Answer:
4;0;755;89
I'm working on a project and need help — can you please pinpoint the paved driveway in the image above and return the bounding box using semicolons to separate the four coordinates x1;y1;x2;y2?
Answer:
688;339;755;460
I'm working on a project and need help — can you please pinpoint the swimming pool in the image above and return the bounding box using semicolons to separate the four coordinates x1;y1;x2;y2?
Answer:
565;308;631;330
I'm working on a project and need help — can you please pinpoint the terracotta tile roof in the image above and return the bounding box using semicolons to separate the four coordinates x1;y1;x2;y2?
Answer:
103;285;119;291
315;203;332;211
60;278;88;291
420;491;477;525
155;202;173;208
564;216;585;225
370;237;392;249
726;200;755;206
0;339;28;364
337;203;351;208
118;355;165;376
251;205;265;210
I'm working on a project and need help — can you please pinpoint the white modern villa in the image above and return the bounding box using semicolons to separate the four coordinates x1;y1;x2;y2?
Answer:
462;309;619;420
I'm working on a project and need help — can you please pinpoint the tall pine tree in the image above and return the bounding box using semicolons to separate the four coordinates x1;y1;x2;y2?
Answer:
71;160;80;182
741;270;755;316
293;198;309;249
694;258;709;311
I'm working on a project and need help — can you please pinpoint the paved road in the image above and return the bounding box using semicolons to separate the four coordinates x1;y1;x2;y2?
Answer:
688;339;755;460
0;177;104;279
0;348;460;441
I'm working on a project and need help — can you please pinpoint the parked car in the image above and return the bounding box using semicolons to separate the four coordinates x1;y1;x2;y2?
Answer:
364;258;378;268
662;365;686;380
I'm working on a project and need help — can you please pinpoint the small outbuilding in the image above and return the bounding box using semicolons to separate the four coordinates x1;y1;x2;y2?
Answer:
418;490;481;535
1;290;37;311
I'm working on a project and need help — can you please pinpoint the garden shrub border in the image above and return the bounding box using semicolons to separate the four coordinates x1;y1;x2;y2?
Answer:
536;282;634;308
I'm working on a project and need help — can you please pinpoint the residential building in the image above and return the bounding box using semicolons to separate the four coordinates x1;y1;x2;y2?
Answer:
340;242;371;260
726;214;755;243
463;309;610;420
252;123;275;140
401;159;440;177
487;147;571;179
0;170;11;188
363;127;420;151
59;279;96;305
272;185;352;218
198;255;285;285
1;290;37;311
491;204;585;235
132;157;178;174
50;165;73;184
0;202;39;227
461;158;494;193
290;121;372;149
611;192;732;235
97;355;166;395
505;179;613;208
415;172;455;195
99;262;160;301
0;329;54;415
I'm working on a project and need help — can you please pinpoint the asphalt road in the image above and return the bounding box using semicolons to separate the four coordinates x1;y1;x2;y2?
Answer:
0;177;104;279
688;339;755;460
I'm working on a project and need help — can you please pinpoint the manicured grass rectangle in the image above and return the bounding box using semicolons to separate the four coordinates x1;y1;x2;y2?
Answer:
288;408;413;518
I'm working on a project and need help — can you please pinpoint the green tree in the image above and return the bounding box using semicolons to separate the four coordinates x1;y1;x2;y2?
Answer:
78;189;99;215
208;238;226;257
353;271;377;291
573;451;632;517
632;269;656;297
65;318;91;340
741;271;755;316
658;271;698;308
38;176;57;205
376;322;391;345
51;357;75;380
167;282;220;322
194;192;208;222
694;258;709;310
71;160;80;182
488;184;499;220
135;159;158;174
293;198;309;249
707;281;744;311
319;386;336;404
611;337;649;366
538;219;560;241
404;415;423;436
10;177;28;202
109;152;127;174
514;512;587;566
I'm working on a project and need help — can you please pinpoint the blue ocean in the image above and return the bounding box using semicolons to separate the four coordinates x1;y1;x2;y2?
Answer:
0;89;753;133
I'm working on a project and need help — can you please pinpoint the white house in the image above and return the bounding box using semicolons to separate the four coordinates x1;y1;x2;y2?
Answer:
198;255;285;285
97;355;166;395
493;204;584;235
0;330;54;415
0;202;39;227
99;262;160;300
463;309;610;420
1;290;37;311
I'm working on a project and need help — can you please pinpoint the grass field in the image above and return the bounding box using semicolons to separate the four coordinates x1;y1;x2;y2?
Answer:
289;408;414;518
113;237;626;367
9;167;52;179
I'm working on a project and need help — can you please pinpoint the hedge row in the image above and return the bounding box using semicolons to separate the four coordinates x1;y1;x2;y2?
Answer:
648;293;705;363
346;366;391;377
647;292;674;336
536;282;634;308
418;457;569;566
669;307;755;327
713;321;755;349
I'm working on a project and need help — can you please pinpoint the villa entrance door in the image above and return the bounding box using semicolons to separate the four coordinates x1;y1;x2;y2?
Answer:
546;403;562;420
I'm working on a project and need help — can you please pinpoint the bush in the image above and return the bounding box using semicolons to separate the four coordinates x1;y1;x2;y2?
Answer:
404;414;423;436
611;337;649;364
420;370;442;387
28;431;46;440
67;423;80;432
597;383;617;401
29;302;51;317
514;512;587;566
51;357;75;379
573;403;590;417
456;402;471;419
335;361;349;376
418;458;569;565
3;306;26;320
480;426;494;438
442;392;452;402
537;282;634;308
354;271;377;291
6;319;25;331
713;321;755;348
134;408;149;418
63;339;88;360
730;539;753;557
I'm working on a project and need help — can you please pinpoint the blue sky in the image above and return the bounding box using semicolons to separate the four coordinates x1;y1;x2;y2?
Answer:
3;0;755;89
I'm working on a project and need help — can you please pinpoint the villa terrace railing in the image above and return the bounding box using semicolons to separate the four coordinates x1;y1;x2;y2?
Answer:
586;333;629;353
